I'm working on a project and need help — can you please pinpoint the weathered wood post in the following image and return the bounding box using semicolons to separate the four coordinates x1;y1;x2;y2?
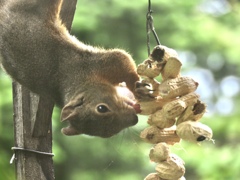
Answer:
12;84;55;180
12;1;77;179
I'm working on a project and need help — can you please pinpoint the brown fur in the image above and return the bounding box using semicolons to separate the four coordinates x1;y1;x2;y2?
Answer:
0;0;139;137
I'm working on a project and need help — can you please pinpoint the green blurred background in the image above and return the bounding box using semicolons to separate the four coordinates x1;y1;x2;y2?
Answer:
1;0;240;179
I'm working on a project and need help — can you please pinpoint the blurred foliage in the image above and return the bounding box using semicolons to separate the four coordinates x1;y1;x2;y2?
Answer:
1;0;240;179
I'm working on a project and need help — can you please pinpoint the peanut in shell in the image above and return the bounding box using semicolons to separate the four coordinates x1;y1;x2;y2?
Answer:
163;92;200;119
161;57;182;80
140;126;180;145
176;121;213;143
137;59;162;78
148;110;176;129
138;96;172;115
177;100;207;125
150;45;178;62
144;173;162;180
149;142;170;163
158;77;198;99
155;153;185;180
145;173;185;180
162;99;187;120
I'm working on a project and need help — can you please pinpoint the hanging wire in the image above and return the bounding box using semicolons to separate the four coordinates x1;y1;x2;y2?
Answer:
146;0;161;56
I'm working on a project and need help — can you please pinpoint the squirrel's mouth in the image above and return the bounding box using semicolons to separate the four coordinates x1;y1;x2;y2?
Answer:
126;100;141;114
116;83;142;114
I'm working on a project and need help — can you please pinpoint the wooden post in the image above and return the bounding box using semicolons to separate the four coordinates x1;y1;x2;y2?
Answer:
12;0;77;179
12;83;55;180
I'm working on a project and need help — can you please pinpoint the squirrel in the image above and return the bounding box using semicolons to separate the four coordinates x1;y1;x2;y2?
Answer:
0;0;140;138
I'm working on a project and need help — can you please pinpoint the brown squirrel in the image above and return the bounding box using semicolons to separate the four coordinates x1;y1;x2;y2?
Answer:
0;0;140;137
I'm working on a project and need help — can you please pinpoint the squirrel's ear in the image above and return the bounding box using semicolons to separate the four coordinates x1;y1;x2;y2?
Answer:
61;126;82;136
61;94;84;122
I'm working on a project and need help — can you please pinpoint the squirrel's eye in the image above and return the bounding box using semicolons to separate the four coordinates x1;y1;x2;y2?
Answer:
96;105;109;113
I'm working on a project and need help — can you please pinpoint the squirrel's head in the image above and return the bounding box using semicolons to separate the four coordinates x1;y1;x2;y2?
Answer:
60;83;139;138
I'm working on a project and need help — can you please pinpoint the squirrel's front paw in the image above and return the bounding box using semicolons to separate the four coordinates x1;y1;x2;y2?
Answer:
135;78;160;101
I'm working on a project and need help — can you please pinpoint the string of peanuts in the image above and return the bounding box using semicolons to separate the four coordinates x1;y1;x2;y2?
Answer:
135;45;213;180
